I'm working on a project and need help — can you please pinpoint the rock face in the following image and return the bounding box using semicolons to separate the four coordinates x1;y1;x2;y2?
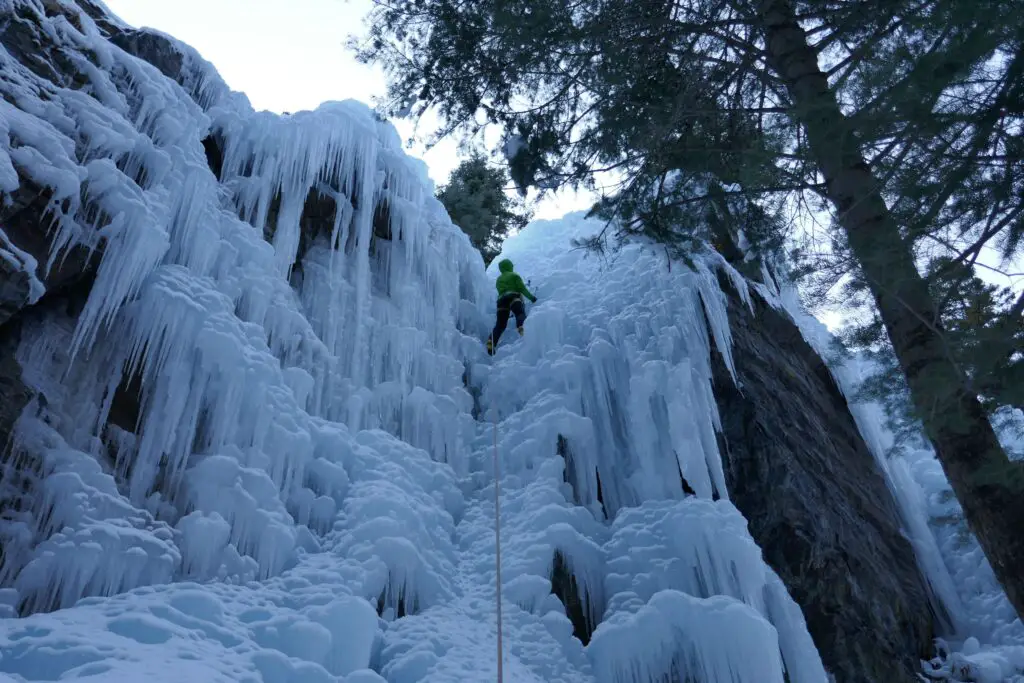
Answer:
0;0;488;620
0;4;105;452
0;322;32;462
709;278;937;683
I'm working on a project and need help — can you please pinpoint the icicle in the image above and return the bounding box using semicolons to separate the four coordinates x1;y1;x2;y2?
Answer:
604;500;769;613
694;261;740;384
67;159;170;359
763;572;832;683
3;414;179;613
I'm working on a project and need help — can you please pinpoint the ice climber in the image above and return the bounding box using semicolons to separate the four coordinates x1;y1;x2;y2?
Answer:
486;258;537;355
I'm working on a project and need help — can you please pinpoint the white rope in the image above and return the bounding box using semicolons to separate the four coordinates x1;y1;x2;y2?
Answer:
493;403;504;683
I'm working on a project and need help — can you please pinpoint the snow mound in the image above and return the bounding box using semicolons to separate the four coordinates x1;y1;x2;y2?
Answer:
0;582;381;683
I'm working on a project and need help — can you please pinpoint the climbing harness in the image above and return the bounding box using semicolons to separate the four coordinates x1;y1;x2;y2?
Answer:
493;402;505;682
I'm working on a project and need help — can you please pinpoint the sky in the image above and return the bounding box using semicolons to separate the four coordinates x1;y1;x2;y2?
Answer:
99;0;592;220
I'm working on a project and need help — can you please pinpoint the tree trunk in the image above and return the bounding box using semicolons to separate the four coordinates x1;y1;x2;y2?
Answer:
757;0;1024;621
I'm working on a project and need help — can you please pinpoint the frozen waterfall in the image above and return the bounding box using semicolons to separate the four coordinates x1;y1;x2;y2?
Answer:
2;1;1021;682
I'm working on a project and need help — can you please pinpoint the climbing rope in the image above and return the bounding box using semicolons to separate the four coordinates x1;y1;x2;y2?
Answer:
492;402;504;682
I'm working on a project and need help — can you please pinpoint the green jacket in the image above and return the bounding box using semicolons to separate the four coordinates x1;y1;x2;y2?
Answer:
495;259;536;302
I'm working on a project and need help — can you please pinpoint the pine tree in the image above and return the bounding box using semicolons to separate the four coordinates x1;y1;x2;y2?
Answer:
848;257;1023;444
436;154;531;265
358;0;1024;619
793;7;1024;432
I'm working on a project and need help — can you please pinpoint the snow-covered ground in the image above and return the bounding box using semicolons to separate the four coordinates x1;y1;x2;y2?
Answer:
0;1;1021;681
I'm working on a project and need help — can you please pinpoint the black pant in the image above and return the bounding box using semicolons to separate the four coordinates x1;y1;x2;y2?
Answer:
490;293;526;345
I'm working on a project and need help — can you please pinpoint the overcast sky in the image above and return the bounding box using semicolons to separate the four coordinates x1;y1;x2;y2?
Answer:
100;0;590;219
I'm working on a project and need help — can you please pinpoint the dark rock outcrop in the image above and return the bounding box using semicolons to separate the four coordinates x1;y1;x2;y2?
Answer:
74;0;124;34
0;256;32;331
550;549;594;645
0;322;32;454
1;0;120;330
0;182;96;301
0;3;104;453
709;279;937;683
108;28;185;83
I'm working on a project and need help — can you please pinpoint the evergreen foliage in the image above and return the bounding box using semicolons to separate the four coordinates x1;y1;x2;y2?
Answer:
436;154;531;264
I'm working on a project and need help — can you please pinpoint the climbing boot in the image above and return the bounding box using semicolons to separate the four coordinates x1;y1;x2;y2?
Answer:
517;326;524;337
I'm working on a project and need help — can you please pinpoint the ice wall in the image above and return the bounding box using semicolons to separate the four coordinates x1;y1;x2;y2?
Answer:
435;213;830;683
772;287;1024;679
478;215;745;516
0;0;486;616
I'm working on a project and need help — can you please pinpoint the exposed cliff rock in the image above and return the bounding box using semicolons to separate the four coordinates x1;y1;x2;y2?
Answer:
108;28;186;84
710;277;937;683
0;320;32;460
